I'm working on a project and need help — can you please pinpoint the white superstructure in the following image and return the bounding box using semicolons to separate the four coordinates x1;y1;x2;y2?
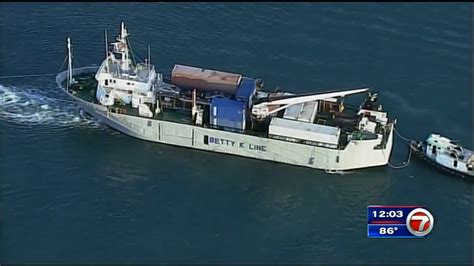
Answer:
94;22;159;117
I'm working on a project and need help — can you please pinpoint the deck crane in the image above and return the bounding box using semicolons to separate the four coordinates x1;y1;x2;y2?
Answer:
251;87;370;120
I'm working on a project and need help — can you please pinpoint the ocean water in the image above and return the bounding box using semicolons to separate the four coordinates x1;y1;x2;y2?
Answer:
0;3;472;264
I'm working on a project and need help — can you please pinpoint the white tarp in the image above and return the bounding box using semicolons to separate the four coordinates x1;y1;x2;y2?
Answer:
269;117;340;145
283;101;318;123
283;103;302;120
298;101;318;123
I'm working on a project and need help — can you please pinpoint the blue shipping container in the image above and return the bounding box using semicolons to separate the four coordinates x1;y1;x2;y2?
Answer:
235;77;256;104
210;97;246;131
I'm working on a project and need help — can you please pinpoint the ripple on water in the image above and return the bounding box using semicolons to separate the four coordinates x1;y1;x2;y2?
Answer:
0;84;103;131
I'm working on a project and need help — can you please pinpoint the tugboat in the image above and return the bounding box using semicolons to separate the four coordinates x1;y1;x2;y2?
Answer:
56;22;397;171
410;134;474;178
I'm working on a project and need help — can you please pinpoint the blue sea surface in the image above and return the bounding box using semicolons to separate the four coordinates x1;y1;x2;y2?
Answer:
0;3;472;264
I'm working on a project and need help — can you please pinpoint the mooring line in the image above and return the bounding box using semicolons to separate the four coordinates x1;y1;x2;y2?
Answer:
0;73;59;79
384;126;415;169
385;147;413;169
394;127;414;142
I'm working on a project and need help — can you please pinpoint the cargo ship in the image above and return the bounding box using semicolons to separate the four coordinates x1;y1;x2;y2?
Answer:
56;23;396;171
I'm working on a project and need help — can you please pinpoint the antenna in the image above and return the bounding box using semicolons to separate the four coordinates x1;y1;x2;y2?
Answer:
192;89;197;121
67;37;74;87
104;29;109;71
104;28;108;57
148;44;150;72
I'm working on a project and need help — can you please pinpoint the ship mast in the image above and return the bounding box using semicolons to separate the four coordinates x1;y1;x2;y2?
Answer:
148;44;150;73
104;29;109;71
104;29;108;57
118;22;130;72
67;37;74;87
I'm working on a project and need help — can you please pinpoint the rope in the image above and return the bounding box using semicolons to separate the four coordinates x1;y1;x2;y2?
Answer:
58;56;68;72
383;126;414;169
394;127;413;142
126;36;140;66
0;73;59;79
0;56;69;80
384;147;412;169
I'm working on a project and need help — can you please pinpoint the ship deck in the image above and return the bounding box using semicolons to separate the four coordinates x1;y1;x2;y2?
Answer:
68;74;98;103
66;73;264;135
66;72;382;148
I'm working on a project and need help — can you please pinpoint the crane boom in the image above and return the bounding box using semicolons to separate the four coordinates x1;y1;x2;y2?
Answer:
251;87;369;119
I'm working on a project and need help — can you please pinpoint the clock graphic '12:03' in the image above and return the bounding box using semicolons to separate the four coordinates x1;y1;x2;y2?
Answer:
367;206;434;238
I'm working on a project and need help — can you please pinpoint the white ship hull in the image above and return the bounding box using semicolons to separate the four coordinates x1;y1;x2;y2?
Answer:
57;68;394;171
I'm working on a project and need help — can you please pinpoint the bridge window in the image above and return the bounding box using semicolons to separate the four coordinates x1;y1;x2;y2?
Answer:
104;79;108;86
454;160;458;168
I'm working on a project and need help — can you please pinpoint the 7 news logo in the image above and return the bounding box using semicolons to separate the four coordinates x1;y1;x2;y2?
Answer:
406;208;434;237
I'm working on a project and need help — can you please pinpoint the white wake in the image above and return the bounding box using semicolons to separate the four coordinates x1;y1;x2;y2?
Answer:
0;84;99;128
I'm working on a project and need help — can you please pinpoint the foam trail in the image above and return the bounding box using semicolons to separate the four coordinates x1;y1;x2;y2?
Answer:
0;84;100;128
